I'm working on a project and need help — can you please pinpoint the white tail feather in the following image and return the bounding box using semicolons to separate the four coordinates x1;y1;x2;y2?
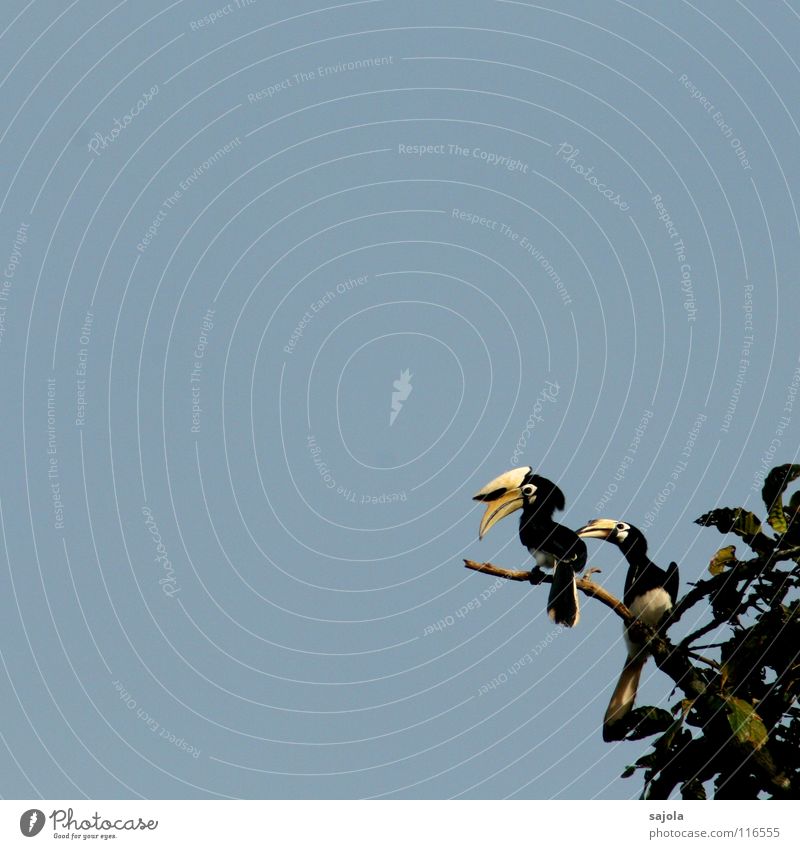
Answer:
603;653;646;741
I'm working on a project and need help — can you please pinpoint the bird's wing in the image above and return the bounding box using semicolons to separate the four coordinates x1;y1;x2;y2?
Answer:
520;520;587;571
547;524;588;572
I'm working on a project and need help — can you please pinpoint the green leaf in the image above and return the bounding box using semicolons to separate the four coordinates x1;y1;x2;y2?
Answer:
787;492;800;541
681;778;707;800
725;696;768;750
622;706;674;740
657;718;688;752
634;751;659;770
621;765;637;779
709;545;737;575
695;508;762;539
762;464;800;534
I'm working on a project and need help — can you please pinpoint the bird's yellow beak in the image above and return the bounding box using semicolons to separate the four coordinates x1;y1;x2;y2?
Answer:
576;518;617;540
472;466;531;539
477;489;525;539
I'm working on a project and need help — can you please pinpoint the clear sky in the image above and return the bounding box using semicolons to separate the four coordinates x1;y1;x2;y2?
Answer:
1;0;799;799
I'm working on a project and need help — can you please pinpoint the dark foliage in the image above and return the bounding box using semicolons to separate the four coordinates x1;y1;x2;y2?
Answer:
617;464;800;799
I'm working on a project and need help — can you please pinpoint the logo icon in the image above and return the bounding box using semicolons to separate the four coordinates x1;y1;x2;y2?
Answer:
19;809;45;837
390;369;413;426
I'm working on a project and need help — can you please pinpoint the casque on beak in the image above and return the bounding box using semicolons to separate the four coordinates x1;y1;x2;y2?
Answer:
472;466;531;540
576;518;617;540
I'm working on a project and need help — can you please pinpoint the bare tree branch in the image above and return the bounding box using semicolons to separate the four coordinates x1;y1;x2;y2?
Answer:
462;560;530;582
463;558;707;702
464;558;632;619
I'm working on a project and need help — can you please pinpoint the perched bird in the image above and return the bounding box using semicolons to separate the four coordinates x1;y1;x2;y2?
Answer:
577;519;679;740
473;467;587;627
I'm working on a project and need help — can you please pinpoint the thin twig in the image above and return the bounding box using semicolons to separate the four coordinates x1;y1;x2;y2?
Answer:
686;651;722;670
462;560;530;581
463;559;632;620
680;618;725;649
464;558;707;701
668;546;800;627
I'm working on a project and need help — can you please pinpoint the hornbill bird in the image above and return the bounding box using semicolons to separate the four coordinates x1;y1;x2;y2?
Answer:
576;519;679;740
473;467;587;627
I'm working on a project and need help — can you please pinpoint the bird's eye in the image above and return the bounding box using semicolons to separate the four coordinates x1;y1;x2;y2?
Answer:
522;484;535;497
616;523;626;530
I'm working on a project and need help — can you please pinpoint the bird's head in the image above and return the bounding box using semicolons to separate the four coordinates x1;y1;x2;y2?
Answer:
472;467;565;539
576;518;645;555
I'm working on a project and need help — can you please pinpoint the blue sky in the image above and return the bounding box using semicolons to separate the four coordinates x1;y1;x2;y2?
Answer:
1;0;799;799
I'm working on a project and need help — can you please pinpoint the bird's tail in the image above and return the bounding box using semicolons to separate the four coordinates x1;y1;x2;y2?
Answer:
547;560;580;627
602;651;647;741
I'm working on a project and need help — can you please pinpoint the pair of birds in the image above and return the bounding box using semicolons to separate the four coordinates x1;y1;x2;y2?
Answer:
473;466;679;740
